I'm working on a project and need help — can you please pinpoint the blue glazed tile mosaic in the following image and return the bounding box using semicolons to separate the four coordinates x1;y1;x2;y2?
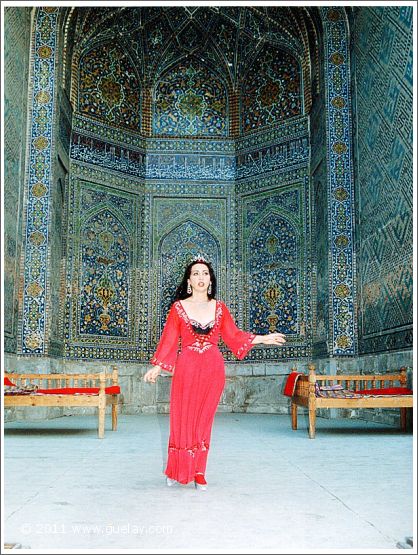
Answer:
320;6;357;355
20;7;59;354
15;6;412;363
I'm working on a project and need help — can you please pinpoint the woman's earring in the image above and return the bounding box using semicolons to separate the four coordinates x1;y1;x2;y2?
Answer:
187;283;192;294
208;283;212;295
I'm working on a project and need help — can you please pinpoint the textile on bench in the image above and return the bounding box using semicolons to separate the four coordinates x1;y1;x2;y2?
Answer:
284;364;413;438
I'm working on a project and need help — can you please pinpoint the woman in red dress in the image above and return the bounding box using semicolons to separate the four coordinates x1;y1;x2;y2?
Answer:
143;257;286;489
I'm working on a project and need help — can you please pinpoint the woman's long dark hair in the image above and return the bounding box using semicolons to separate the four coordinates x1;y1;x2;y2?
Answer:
174;260;217;301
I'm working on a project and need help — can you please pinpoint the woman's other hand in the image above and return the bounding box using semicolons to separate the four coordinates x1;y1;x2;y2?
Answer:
253;333;286;346
143;366;162;383
263;332;286;345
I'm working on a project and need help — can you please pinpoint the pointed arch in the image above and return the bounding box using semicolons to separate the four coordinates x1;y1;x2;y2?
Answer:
156;220;221;334
246;211;300;336
78;207;131;337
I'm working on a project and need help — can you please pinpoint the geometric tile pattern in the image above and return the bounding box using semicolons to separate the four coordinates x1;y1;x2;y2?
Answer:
73;113;145;149
352;6;413;354
68;6;316;98
19;7;59;354
320;6;357;355
64;172;140;360
13;6;412;366
63;114;314;363
248;214;299;334
78;42;141;131
239;171;312;361
311;170;330;357
3;7;31;353
78;209;130;337
153;60;228;136
241;44;301;133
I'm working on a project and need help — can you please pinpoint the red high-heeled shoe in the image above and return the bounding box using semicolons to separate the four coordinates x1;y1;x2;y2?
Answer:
194;473;207;490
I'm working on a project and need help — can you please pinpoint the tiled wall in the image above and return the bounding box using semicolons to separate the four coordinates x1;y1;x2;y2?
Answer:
352;6;413;355
4;7;413;424
3;7;32;353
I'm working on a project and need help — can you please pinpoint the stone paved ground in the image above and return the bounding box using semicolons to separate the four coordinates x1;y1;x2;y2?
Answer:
3;413;415;552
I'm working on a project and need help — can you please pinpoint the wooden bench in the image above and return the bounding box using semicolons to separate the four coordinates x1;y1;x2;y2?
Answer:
290;364;413;439
4;367;120;438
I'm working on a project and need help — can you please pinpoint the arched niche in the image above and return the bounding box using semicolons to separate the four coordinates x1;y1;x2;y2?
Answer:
78;207;131;338
157;221;221;332
246;212;300;336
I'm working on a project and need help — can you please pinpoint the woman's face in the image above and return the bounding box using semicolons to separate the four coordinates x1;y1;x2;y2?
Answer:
188;263;211;294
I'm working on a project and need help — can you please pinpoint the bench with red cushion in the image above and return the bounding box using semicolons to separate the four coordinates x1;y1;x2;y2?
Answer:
4;369;120;438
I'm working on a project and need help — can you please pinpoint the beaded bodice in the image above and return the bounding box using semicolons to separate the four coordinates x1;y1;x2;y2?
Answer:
150;300;256;371
190;319;215;336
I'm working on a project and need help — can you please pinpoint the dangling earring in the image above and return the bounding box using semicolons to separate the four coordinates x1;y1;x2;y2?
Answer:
187;283;192;294
208;283;212;295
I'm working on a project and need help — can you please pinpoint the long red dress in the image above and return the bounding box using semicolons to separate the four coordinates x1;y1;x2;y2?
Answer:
151;299;255;484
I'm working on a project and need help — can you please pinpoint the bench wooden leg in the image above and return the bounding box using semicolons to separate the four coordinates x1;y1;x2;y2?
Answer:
98;397;106;439
308;405;316;439
291;402;298;430
400;408;407;432
112;399;118;431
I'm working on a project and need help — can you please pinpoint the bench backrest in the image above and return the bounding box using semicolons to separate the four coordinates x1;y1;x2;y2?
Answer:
5;367;118;389
293;365;409;395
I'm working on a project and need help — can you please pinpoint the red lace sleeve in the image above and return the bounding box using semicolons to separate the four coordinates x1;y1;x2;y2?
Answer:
219;302;256;360
150;303;180;373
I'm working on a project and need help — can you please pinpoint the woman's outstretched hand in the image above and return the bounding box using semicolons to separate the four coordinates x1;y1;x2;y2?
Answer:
253;333;286;346
143;366;161;383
